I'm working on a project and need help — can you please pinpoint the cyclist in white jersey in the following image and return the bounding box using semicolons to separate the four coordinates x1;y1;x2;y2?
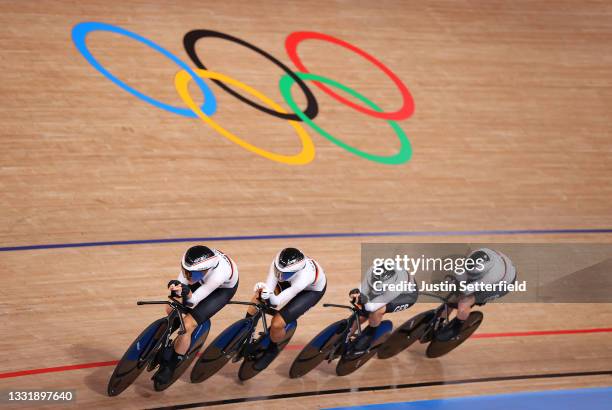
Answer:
248;247;326;370
156;245;239;384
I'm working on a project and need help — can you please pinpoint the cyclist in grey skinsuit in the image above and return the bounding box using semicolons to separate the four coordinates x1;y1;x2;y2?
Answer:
350;265;418;352
438;248;517;341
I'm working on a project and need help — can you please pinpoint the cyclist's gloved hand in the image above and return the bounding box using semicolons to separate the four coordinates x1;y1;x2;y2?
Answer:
260;288;273;300
168;279;181;288
168;280;182;297
253;282;267;294
349;288;363;304
349;288;368;306
180;284;191;299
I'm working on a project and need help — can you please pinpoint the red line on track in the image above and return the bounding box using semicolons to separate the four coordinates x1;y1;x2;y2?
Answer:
1;327;611;380
472;327;612;339
0;361;119;380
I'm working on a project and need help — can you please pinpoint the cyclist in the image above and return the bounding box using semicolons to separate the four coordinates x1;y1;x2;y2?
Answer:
155;245;239;384
248;247;327;370
437;248;517;341
349;265;418;352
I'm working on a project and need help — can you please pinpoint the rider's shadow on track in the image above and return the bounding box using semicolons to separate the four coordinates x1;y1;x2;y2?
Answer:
385;349;446;383
312;359;337;376
76;344;153;397
76;344;115;396
303;342;443;380
188;359;238;383
272;354;299;378
77;343;157;398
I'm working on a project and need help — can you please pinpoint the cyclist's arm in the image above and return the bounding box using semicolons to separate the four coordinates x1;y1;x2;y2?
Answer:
364;301;386;312
264;262;279;292
177;271;189;286
188;269;228;306
269;269;313;309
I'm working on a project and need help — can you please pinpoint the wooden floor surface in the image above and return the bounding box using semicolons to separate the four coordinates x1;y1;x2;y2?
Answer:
1;0;611;408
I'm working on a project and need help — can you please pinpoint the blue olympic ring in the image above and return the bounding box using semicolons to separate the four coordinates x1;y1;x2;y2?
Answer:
71;21;217;117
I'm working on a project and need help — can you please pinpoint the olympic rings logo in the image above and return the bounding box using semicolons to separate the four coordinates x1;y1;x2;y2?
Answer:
72;22;415;165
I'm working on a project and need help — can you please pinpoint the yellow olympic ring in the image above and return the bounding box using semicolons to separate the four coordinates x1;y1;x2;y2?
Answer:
174;69;315;165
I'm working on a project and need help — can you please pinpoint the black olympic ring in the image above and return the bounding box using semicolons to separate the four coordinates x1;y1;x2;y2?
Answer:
183;29;319;122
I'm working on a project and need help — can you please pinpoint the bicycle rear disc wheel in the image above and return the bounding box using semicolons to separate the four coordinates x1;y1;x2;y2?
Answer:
239;323;297;381
378;310;435;359
337;320;392;376
290;319;347;378
426;311;483;358
336;350;377;376
191;318;252;383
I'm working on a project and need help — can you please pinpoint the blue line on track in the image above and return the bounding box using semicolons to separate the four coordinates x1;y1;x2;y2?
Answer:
2;228;612;252
325;386;612;410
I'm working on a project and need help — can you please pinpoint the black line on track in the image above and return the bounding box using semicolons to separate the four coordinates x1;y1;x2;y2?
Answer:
146;369;612;409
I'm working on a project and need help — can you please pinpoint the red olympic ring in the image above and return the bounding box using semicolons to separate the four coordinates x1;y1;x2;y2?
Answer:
285;31;415;121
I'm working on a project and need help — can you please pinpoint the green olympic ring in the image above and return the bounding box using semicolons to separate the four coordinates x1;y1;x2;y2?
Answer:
280;72;412;165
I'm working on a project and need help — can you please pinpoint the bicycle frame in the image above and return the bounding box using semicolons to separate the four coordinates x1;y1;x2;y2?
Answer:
323;302;363;334
225;299;277;353
228;300;277;357
321;302;364;360
133;294;205;369
137;295;192;335
416;291;458;342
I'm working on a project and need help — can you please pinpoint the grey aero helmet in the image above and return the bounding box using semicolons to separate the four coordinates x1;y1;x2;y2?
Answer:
367;265;398;294
465;248;496;281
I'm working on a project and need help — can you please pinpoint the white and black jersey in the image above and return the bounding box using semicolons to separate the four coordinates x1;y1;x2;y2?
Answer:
177;249;239;306
264;257;326;309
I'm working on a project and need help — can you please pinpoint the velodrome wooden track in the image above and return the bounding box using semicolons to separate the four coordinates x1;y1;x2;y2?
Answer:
1;0;612;409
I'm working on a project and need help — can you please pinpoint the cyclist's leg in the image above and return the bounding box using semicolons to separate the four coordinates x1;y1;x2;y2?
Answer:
441;304;454;320
353;305;386;351
457;294;476;320
154;315;196;383
437;295;475;340
255;286;325;370
350;310;369;335
174;282;238;356
269;313;287;343
174;314;199;355
246;293;259;317
273;286;325;342
354;298;415;352
155;316;197;384
368;305;387;326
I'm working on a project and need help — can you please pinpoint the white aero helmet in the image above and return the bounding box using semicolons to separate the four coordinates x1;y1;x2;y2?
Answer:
274;248;306;281
181;245;220;281
465;248;496;280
